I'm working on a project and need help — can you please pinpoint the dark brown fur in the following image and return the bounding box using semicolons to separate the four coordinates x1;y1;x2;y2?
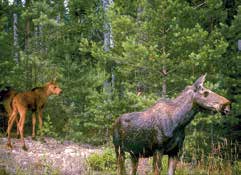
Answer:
113;75;231;175
0;87;18;132
7;82;62;150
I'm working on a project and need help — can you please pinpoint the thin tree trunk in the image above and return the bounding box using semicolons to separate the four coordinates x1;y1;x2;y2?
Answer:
102;0;115;91
25;0;31;88
25;0;31;51
13;0;19;63
101;0;114;51
102;0;114;141
25;18;30;51
162;65;167;98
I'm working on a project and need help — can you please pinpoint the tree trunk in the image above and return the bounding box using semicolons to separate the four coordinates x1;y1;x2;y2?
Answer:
102;0;114;141
25;0;31;52
101;0;114;51
25;18;30;51
162;65;167;98
25;0;31;88
13;0;19;63
102;0;115;91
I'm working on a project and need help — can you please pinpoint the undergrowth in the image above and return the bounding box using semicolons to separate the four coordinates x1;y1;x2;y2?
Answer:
86;147;241;175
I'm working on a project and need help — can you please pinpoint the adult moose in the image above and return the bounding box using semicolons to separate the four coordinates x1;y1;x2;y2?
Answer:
7;81;62;151
113;74;230;175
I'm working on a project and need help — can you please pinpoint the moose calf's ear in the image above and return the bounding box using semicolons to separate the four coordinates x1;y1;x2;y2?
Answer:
193;73;207;90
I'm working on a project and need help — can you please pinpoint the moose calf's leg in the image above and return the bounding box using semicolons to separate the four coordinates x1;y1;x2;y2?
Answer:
153;151;163;175
15;117;20;136
18;110;27;151
7;110;18;148
32;112;36;139
115;146;126;175
38;110;43;135
130;155;139;175
167;155;178;175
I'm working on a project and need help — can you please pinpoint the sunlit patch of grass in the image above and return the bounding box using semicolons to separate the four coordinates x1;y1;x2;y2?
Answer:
86;147;241;175
0;168;9;175
86;147;116;175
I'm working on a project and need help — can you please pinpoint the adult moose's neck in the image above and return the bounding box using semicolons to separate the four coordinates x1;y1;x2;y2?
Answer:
172;87;199;129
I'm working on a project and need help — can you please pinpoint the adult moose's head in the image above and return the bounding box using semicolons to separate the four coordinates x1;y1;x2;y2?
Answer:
192;74;231;115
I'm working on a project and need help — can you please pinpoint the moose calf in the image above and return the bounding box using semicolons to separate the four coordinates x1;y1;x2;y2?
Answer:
7;82;62;150
0;87;18;132
113;74;230;175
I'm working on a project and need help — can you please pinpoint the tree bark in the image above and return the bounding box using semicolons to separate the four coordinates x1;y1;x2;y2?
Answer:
25;0;31;88
162;65;167;98
13;0;19;63
101;0;114;51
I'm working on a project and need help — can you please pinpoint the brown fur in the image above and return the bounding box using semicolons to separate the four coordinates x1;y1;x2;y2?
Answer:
7;82;62;150
0;87;18;132
112;75;231;175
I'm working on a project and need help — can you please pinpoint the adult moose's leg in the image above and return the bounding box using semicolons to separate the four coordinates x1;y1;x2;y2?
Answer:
153;151;163;175
167;154;178;175
32;112;36;139
130;154;139;175
18;109;27;151
115;146;126;175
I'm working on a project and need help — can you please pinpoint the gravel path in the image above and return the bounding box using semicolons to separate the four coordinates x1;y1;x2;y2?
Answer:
0;137;102;175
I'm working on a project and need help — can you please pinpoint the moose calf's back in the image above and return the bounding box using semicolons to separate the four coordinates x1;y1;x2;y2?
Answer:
14;88;48;111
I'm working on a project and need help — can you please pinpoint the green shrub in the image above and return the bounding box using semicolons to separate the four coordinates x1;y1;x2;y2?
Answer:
87;148;116;173
38;114;57;138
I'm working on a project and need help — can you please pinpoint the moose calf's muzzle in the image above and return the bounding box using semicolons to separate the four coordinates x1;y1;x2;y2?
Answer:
221;101;231;115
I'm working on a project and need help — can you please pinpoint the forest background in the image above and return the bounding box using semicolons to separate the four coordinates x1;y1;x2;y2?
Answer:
0;0;240;173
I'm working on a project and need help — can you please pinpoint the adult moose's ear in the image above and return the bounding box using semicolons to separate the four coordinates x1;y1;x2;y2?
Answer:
193;73;207;91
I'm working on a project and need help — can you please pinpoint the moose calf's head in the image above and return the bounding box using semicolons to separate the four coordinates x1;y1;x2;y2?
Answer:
192;74;231;115
45;82;62;96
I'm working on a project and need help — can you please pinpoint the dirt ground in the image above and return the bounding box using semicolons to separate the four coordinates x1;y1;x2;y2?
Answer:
0;136;154;175
0;137;102;175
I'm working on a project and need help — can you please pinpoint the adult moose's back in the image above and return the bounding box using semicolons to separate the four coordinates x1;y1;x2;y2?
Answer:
113;74;230;175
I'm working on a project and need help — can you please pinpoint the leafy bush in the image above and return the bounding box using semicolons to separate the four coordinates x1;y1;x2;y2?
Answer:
87;148;116;174
38;114;57;138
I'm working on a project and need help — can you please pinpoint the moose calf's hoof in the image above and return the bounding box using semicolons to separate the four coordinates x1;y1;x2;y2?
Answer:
39;137;46;143
22;145;28;151
32;136;36;140
6;143;12;149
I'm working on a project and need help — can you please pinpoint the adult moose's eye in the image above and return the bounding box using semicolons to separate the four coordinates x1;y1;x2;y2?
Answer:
203;91;209;97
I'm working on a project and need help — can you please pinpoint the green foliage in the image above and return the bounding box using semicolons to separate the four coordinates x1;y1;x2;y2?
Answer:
0;1;240;173
39;114;58;138
87;148;116;173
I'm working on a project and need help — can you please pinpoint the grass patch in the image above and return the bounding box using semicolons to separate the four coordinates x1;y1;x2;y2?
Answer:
86;147;241;175
87;148;116;174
